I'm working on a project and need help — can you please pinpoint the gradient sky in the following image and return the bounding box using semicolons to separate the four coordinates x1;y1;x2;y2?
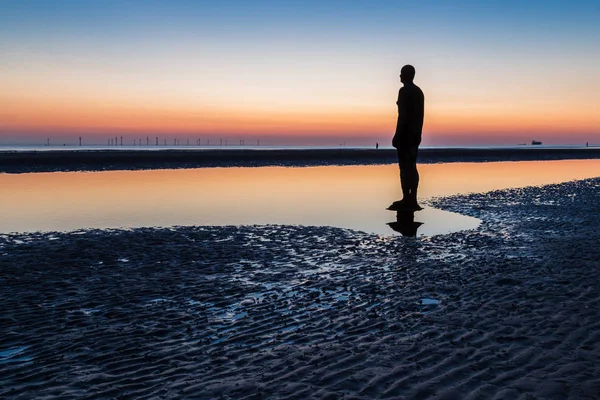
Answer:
1;0;599;146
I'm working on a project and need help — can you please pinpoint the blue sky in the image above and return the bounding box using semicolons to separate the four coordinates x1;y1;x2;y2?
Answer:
1;0;599;145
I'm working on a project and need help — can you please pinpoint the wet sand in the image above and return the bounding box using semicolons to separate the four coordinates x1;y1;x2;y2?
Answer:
1;178;600;399
2;147;600;173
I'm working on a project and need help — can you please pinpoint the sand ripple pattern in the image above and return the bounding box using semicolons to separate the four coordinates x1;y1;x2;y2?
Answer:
1;178;600;399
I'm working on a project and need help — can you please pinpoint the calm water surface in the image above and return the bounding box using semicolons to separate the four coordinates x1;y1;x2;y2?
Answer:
2;159;600;237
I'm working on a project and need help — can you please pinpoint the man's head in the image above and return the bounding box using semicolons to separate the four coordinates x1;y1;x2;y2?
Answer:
400;65;416;84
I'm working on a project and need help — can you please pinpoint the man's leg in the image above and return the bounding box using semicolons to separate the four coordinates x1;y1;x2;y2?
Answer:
397;149;411;201
407;146;420;206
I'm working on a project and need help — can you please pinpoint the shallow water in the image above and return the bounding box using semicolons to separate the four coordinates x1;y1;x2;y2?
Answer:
1;159;600;236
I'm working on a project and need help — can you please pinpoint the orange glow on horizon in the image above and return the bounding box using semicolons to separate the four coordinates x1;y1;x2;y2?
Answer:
0;95;391;136
2;94;599;141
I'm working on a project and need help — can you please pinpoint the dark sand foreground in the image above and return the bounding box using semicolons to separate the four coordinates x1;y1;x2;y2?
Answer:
1;179;600;399
2;147;600;173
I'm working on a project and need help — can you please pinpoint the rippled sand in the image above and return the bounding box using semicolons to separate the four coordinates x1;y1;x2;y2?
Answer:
1;178;599;399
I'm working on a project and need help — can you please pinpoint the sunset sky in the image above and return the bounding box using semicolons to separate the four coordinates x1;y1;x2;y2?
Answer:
1;0;599;146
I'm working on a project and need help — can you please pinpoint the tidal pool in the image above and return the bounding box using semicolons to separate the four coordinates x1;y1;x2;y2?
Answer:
1;159;600;236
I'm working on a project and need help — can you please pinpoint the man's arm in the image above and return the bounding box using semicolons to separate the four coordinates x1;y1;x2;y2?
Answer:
392;88;406;148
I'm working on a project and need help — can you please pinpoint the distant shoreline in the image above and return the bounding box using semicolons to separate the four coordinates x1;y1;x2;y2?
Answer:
2;147;600;173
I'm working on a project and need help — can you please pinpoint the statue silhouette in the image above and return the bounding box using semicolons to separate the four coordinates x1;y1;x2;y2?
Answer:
387;210;423;237
388;65;425;212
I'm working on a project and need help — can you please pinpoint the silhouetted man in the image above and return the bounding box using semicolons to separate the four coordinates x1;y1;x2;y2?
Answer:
389;65;424;211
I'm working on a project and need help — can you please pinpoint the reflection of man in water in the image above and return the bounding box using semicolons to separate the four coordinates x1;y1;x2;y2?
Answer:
389;65;425;211
387;210;423;237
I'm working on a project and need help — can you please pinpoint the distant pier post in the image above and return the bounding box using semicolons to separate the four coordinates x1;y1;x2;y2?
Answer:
79;137;82;146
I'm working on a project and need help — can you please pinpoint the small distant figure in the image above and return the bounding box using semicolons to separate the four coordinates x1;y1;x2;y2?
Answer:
388;65;425;211
586;142;589;147
376;142;379;149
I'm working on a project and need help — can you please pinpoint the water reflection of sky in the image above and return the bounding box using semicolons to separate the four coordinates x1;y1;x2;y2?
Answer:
1;159;600;237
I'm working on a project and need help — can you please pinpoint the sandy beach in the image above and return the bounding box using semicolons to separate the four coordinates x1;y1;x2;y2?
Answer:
2;147;600;173
1;177;599;399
